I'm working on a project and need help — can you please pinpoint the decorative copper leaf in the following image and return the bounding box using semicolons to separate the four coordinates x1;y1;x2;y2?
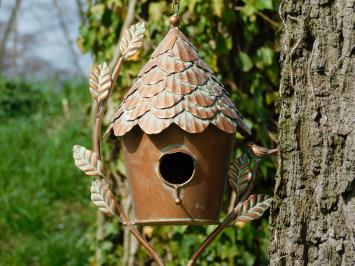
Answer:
120;22;145;60
73;145;104;177
173;111;209;133
168;37;198;61
150;90;183;109
124;91;142;110
236;195;272;223
217;100;239;120
212;113;236;133
142;67;167;85
89;63;112;104
151;29;178;58
138;79;165;98
125;103;150;121
228;154;252;197
113;117;138;136
91;179;118;216
156;54;192;73
184;101;217;119
185;89;216;107
150;102;184;119
201;78;223;96
164;76;195;95
138;112;172;134
178;65;208;85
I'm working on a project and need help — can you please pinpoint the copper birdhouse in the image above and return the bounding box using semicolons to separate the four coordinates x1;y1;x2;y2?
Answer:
106;20;251;225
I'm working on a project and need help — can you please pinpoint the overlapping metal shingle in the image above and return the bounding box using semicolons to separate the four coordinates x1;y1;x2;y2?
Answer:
107;27;251;137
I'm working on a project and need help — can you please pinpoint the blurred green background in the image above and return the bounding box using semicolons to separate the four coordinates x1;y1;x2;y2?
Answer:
0;0;280;265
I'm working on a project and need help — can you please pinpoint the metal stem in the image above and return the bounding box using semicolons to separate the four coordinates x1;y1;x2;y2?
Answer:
92;55;165;266
188;161;260;266
187;207;240;266
93;111;103;157
126;223;165;266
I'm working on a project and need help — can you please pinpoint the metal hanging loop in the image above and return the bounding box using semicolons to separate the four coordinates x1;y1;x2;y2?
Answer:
172;0;180;15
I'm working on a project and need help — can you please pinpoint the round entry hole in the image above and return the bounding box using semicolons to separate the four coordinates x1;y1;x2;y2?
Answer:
159;152;195;185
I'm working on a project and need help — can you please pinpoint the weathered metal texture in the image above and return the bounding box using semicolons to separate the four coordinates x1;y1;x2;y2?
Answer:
122;125;235;225
106;26;251;137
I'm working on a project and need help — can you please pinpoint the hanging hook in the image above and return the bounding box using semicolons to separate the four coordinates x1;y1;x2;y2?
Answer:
171;0;180;15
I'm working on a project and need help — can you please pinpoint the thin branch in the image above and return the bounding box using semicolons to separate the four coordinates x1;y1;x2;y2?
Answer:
75;0;85;24
52;0;84;75
234;6;280;29
95;211;105;265
0;0;21;70
256;11;280;29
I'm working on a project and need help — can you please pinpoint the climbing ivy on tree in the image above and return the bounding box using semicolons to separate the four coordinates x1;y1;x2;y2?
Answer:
78;0;280;265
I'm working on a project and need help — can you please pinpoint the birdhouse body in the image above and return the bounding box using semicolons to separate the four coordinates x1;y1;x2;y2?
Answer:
107;26;251;225
122;125;235;225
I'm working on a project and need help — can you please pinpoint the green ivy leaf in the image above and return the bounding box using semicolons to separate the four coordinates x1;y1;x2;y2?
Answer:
213;0;223;17
255;0;274;10
236;52;253;72
256;47;274;69
90;4;105;21
242;3;257;17
188;0;198;12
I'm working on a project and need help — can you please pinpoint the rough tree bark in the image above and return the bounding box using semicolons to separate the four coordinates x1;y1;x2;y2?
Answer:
269;0;354;265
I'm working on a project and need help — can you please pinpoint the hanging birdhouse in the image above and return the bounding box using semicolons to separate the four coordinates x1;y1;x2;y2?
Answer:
105;17;252;225
73;6;275;263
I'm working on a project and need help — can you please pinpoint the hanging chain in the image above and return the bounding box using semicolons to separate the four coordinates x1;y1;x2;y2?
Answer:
171;0;180;15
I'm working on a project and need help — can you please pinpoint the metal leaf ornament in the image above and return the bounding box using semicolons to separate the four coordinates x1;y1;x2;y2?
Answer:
120;21;145;60
91;179;118;216
228;154;252;197
89;62;112;104
73;145;104;177
236;194;272;223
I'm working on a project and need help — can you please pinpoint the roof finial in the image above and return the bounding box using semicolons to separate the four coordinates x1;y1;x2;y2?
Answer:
169;0;180;27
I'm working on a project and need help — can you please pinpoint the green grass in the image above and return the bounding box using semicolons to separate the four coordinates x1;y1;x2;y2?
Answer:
0;80;95;265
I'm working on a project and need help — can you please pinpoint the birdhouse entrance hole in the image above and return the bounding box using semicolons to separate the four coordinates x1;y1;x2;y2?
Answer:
159;152;195;185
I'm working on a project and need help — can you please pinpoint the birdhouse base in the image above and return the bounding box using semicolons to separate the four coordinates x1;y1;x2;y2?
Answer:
132;218;220;226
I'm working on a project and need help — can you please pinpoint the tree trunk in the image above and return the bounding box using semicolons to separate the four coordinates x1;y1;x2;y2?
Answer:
269;0;354;265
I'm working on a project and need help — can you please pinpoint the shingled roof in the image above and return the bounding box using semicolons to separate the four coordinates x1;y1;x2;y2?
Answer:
106;26;251;137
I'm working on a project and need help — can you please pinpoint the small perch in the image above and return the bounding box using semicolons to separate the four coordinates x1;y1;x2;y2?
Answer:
246;141;278;157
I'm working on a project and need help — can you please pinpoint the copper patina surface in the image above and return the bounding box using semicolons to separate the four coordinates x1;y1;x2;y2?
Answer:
106;26;251;137
122;125;235;224
106;24;251;225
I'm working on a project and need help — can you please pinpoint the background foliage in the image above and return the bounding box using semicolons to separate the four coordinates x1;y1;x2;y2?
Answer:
0;79;94;265
77;0;281;265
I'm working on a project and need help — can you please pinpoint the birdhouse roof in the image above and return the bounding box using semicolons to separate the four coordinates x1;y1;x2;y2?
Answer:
106;27;251;137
